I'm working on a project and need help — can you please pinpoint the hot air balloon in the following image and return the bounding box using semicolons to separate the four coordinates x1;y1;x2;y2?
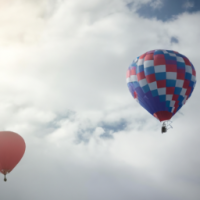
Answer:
0;131;26;181
126;49;196;133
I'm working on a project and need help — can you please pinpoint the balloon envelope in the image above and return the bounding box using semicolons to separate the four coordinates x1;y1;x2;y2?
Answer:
0;131;26;175
126;49;196;121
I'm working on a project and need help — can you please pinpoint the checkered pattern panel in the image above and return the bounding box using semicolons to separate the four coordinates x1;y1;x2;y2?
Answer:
127;49;196;119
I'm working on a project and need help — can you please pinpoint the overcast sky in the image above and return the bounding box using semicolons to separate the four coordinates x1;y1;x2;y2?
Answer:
0;0;200;199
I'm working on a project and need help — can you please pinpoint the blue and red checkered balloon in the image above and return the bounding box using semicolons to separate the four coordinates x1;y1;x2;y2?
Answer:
126;49;196;122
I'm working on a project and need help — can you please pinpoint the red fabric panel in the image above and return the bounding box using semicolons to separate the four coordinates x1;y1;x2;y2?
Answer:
127;70;130;78
153;111;173;122
139;53;146;59
183;57;191;66
177;72;185;80
185;87;191;96
183;80;190;88
172;94;179;101
144;53;154;61
146;74;156;83
137;71;145;81
130;68;136;75
154;54;166;66
166;87;175;94
157;80;166;88
166;64;177;72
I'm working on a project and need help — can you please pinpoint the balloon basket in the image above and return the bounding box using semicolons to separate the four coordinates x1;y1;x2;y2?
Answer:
161;121;173;133
4;174;7;182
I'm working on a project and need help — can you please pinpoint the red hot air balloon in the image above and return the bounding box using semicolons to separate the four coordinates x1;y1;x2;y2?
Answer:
0;131;26;181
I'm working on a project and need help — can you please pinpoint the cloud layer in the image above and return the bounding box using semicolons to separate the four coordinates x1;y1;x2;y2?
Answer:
0;0;199;199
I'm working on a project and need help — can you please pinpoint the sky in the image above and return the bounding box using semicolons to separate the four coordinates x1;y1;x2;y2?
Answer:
0;0;200;199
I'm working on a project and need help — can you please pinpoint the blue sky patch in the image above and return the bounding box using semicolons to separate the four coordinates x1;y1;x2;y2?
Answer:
131;0;200;21
100;119;128;137
75;119;128;143
171;37;179;44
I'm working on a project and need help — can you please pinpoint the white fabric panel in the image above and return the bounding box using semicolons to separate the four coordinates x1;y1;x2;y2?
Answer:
170;101;175;107
163;50;168;54
192;75;196;82
158;88;166;95
175;79;184;88
139;78;148;87
180;88;187;96
154;65;166;73
149;81;157;90
185;65;192;74
166;72;177;80
144;60;154;68
166;95;173;101
130;75;138;82
134;58;139;63
137;58;144;66
126;77;130;83
176;56;184;63
169;53;176;57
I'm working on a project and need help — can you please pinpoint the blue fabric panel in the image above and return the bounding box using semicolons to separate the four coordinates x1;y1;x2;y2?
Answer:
160;101;167;111
189;81;195;87
136;65;144;74
166;50;175;54
127;83;135;97
135;86;144;96
155;72;166;80
185;73;192;80
159;95;166;102
142;84;150;93
174;87;182;95
168;107;173;112
152;96;161;111
144;66;155;75
151;90;159;97
165;101;170;108
166;80;176;87
128;83;134;91
138;97;154;115
154;50;164;55
177;106;182;112
178;101;183;106
177;62;185;69
131;62;137;67
145;91;156;113
164;54;176;60
178;95;184;102
133;82;140;89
